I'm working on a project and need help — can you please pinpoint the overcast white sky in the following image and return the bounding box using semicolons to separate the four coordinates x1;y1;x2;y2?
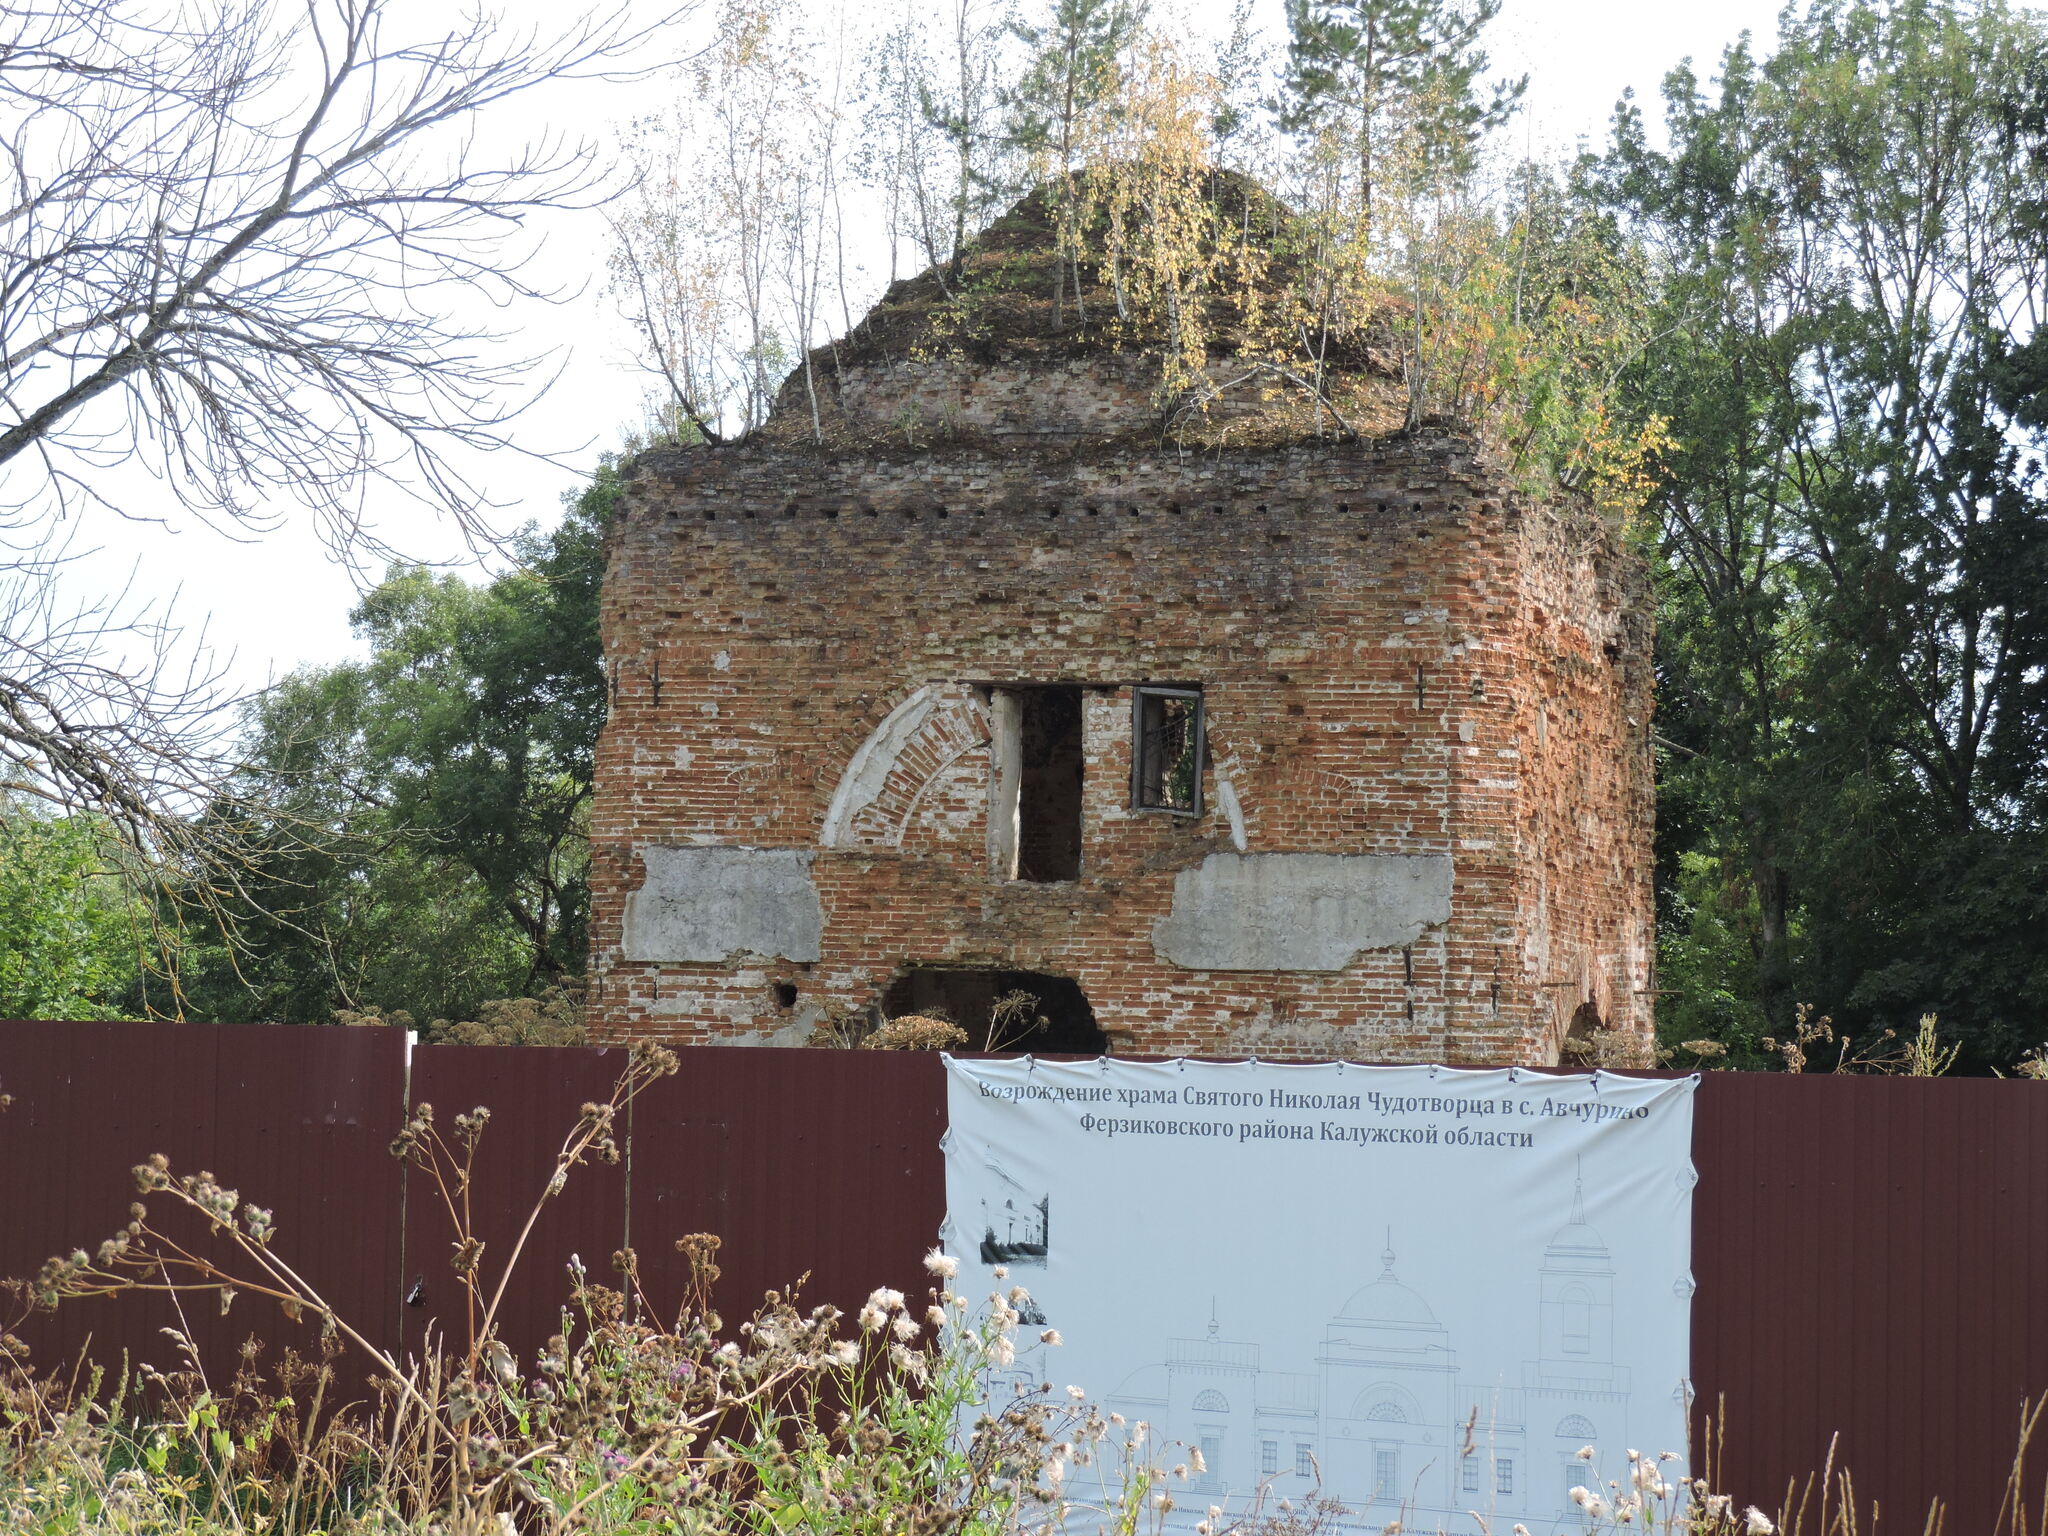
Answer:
42;0;1788;701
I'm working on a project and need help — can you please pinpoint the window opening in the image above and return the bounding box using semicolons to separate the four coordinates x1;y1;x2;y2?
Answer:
1261;1441;1279;1476
1463;1457;1480;1493
1496;1458;1515;1496
1007;686;1083;881
1132;685;1204;815
1295;1443;1314;1478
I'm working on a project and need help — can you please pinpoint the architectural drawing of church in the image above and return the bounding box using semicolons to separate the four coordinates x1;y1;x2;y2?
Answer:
1110;1187;1634;1533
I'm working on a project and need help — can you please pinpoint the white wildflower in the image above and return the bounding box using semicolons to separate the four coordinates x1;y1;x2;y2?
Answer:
868;1287;905;1312
1041;1328;1063;1346
1209;1506;1223;1520
924;1248;960;1279
1571;1488;1592;1508
927;1305;947;1328
1577;1445;1596;1460
1705;1495;1731;1520
1190;1445;1207;1473
1067;1385;1086;1400
1172;1464;1188;1480
857;1303;887;1332
1744;1508;1775;1536
993;1265;1009;1279
891;1314;920;1342
1009;1284;1031;1304
991;1335;1015;1367
1514;1527;1532;1536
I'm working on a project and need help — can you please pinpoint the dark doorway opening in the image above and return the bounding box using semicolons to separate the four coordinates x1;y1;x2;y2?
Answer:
881;968;1105;1053
1016;686;1083;881
1561;998;1604;1064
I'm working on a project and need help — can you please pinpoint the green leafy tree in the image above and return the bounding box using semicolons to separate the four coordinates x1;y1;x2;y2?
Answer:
1279;0;1525;233
0;799;143;1019
1007;0;1149;171
1605;0;2048;1067
175;468;615;1024
1005;0;1150;323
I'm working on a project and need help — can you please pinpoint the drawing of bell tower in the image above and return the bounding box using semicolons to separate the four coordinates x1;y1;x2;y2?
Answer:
1524;1172;1631;1520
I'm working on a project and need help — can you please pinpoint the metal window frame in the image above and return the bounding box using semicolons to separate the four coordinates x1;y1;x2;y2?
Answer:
1129;684;1205;818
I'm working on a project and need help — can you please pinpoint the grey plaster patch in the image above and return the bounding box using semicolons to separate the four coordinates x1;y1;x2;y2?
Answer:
624;846;824;963
1153;852;1452;972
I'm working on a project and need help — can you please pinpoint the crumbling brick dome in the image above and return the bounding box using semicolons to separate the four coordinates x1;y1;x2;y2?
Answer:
588;180;1655;1065
762;175;1409;452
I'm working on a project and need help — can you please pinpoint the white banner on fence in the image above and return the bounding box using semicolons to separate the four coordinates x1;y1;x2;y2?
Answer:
942;1058;1697;1535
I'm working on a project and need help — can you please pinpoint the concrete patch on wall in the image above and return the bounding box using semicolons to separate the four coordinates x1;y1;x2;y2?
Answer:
624;846;825;963
1153;853;1453;972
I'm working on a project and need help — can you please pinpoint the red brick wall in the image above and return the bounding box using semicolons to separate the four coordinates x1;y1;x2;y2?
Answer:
589;428;1653;1065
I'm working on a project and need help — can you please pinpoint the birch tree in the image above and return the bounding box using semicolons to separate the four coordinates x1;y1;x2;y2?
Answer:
611;0;848;443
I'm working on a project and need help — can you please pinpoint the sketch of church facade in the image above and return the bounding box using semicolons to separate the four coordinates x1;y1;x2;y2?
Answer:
1110;1188;1633;1533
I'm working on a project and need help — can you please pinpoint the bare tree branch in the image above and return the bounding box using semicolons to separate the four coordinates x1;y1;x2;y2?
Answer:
0;0;694;554
0;0;693;1005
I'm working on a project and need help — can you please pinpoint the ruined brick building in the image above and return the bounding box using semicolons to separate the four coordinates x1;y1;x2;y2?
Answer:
588;195;1655;1064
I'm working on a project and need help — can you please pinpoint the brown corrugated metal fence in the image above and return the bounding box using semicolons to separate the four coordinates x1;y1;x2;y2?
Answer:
2;1021;2042;1529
